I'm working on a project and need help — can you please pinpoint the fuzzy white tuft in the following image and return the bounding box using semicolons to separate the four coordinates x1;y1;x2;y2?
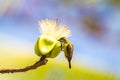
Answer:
38;19;71;40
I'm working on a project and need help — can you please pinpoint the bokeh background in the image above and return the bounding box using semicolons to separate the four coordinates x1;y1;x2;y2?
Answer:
0;0;120;80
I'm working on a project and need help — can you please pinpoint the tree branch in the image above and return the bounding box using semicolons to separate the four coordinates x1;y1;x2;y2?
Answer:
0;58;48;73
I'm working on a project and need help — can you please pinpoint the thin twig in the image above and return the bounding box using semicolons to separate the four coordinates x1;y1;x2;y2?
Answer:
0;58;48;73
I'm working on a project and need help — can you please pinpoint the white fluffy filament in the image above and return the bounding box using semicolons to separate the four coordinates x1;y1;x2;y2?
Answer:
38;19;71;40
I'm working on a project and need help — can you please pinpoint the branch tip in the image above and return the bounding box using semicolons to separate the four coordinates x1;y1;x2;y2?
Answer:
0;58;48;73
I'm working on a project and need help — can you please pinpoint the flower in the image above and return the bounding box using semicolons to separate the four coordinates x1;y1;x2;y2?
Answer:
35;19;73;69
38;19;71;40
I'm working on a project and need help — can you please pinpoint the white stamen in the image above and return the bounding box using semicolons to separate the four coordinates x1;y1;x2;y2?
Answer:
38;19;71;40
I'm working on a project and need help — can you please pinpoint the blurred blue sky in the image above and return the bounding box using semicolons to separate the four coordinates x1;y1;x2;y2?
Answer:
0;0;120;77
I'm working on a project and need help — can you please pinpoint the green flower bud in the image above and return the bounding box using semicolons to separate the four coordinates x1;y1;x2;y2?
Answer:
34;38;40;56
34;35;61;57
47;41;61;58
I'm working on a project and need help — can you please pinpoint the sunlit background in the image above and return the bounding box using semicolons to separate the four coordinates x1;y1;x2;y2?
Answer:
0;0;120;80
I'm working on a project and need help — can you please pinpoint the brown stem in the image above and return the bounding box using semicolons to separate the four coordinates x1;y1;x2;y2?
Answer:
0;58;48;73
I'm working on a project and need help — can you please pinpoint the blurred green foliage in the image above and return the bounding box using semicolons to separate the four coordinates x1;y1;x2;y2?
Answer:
0;58;117;80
